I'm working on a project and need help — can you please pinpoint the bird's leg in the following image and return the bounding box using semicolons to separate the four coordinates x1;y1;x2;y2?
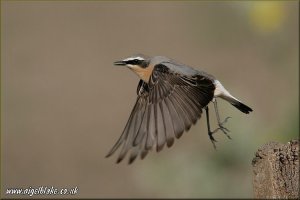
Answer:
212;99;232;139
205;106;218;149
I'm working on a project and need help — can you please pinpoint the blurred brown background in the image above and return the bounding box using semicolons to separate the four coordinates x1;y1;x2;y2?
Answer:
1;1;299;198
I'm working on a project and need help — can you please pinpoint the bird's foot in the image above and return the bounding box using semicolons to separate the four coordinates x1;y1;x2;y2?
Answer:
213;116;232;139
208;129;218;149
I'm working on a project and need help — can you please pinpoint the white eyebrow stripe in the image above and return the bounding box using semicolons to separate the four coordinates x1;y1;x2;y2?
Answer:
123;57;145;61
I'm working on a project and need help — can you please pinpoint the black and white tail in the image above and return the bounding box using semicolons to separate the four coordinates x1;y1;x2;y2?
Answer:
228;99;252;114
213;80;253;114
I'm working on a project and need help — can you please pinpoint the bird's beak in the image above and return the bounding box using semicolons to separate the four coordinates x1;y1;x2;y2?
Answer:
114;60;127;66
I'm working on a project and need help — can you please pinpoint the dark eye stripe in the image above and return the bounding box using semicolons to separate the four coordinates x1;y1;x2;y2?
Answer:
126;59;142;65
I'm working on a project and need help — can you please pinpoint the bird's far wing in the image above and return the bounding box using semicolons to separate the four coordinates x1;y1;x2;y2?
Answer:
106;64;215;164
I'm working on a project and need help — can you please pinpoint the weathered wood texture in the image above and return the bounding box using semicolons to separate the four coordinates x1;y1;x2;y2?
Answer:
252;140;299;199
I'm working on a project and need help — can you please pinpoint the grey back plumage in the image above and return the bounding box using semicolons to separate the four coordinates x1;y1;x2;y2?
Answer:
150;56;216;80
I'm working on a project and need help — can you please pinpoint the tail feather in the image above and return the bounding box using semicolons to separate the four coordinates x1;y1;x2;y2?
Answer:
214;80;253;114
231;101;253;114
219;94;253;114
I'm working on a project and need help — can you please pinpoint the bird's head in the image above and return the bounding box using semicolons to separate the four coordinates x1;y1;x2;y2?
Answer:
114;54;153;82
114;54;149;68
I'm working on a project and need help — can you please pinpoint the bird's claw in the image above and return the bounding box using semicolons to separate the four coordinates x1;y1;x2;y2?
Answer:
212;116;232;139
222;116;232;125
218;116;232;139
218;125;232;139
208;131;217;149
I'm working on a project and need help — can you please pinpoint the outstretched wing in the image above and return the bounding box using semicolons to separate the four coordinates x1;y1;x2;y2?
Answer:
106;64;215;164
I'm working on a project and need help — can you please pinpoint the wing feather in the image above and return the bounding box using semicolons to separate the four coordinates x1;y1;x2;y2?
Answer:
106;63;215;164
146;104;155;150
177;87;201;119
159;100;175;147
128;146;139;164
155;100;166;152
116;100;143;163
173;89;198;124
169;91;192;131
157;81;174;147
133;101;148;146
164;96;185;139
105;97;141;158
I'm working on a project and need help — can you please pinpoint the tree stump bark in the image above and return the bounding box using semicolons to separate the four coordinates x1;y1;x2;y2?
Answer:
252;139;299;199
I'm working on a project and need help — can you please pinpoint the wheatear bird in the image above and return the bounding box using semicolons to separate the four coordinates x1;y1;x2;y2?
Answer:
106;54;253;164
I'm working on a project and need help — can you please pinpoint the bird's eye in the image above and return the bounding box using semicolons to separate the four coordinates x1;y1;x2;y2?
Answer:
132;59;140;65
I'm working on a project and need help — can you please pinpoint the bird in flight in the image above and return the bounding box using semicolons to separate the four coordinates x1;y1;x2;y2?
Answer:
106;54;253;164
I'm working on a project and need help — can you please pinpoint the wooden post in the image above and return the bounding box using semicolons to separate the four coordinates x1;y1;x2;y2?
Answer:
252;140;299;199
